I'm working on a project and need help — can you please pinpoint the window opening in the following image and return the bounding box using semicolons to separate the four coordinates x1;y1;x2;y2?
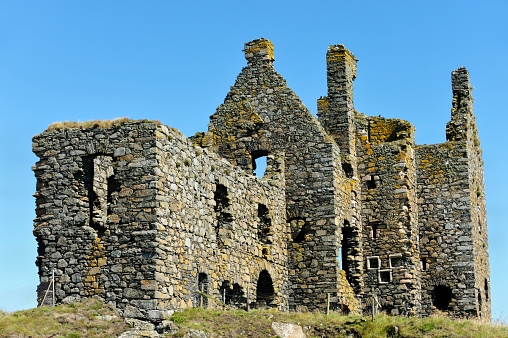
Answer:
378;269;392;283
432;285;452;310
196;273;209;307
367;256;380;270
366;175;377;189
262;247;269;257
342;163;353;178
341;226;353;284
256;270;275;308
421;257;428;271
107;175;120;216
485;278;489;301
214;183;233;246
389;254;404;269
85;156;114;238
219;281;246;309
369;221;385;239
257;204;272;244
290;218;309;243
251;150;268;178
141;252;155;259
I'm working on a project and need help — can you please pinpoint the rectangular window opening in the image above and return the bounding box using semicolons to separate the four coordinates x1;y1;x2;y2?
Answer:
389;254;404;269
367;256;380;270
378;269;392;284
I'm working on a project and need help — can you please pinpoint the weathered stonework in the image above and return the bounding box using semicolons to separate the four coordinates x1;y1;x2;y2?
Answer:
33;39;490;322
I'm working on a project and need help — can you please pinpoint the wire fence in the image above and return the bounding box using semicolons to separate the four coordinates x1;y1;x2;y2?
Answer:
0;278;39;313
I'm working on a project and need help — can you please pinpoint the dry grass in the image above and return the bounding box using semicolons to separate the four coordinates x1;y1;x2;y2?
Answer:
46;117;161;131
1;301;507;337
0;298;128;337
168;308;508;338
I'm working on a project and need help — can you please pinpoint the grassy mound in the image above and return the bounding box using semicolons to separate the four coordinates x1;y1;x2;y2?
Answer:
169;307;507;337
1;299;506;337
0;298;128;337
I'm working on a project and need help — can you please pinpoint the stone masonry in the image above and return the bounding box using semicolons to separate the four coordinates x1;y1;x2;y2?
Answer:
32;39;490;323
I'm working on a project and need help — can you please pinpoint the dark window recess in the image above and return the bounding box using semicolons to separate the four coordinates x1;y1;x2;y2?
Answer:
478;292;482;311
379;270;391;283
262;247;269;256
107;175;120;216
369;221;385;239
342;162;353;178
219;281;246;309
85;156;114;239
256;270;275;308
214;183;233;246
251;150;268;178
372;223;378;238
421;257;428;271
196;273;209;307
366;175;377;189
432;285;453;311
141;252;155;259
390;255;404;268
485;278;489;300
341;226;353;284
290;218;310;243
257;204;272;244
368;257;379;269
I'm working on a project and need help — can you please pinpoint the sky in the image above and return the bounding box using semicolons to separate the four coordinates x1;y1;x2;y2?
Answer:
0;0;506;320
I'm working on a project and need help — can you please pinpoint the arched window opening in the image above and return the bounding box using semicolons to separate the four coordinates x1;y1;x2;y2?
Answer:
256;270;275;308
196;273;209;307
290;218;310;243
432;285;453;311
219;281;246;309
214;183;233;246
251;150;269;178
257;204;272;244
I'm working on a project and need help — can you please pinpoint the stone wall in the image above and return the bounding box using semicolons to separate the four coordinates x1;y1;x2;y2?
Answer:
416;67;490;319
354;115;422;316
33;120;290;322
193;38;356;312
32;39;489;321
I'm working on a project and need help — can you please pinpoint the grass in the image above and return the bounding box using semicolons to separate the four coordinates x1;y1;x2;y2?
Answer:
46;117;161;131
164;307;508;338
1;300;507;337
0;298;128;337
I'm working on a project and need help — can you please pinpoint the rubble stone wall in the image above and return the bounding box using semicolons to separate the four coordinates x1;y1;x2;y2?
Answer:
33;121;290;322
32;39;490;321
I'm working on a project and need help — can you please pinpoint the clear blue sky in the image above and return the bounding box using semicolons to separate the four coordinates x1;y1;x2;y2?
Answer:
1;1;506;320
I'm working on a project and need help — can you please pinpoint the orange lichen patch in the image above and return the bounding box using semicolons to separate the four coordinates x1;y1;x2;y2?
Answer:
317;97;329;110
337;270;360;314
46;118;161;131
244;38;275;61
84;238;106;295
368;117;414;145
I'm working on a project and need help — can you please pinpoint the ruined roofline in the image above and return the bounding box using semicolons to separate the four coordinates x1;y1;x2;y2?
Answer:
43;118;162;133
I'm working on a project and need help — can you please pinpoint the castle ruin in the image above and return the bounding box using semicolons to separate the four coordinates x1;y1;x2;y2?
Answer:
32;38;490;322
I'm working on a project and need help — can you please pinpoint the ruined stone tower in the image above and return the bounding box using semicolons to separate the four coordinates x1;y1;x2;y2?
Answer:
32;38;490;322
